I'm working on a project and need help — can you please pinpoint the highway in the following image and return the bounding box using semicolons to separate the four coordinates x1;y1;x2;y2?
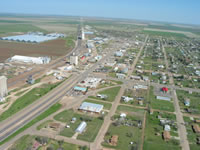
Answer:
0;44;115;145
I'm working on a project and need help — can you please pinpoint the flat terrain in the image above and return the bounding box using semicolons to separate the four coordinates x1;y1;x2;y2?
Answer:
0;39;68;62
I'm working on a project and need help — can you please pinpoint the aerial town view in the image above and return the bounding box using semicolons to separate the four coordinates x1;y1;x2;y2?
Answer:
0;0;200;150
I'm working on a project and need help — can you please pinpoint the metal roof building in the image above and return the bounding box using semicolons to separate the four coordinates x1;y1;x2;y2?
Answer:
75;121;87;133
10;55;51;64
156;96;171;101
79;102;103;113
0;33;64;43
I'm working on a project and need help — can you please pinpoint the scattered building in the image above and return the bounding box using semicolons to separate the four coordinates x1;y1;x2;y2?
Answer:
27;75;35;84
76;121;87;133
79;102;104;113
164;125;171;131
0;76;8;97
114;51;123;57
184;98;190;106
122;96;133;102
120;113;127;118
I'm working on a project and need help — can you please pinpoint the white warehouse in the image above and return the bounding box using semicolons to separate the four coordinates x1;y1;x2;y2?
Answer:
10;55;51;64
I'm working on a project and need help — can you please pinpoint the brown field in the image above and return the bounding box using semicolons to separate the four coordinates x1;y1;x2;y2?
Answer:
0;39;69;62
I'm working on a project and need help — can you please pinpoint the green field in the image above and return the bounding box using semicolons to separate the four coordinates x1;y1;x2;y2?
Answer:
176;90;200;114
88;86;121;102
149;87;175;112
0;24;46;34
144;112;180;150
84;99;112;110
8;134;87;150
183;116;200;150
36;120;53;130
142;30;187;38
102;110;144;150
0;103;61;145
54;109;103;142
0;82;62;122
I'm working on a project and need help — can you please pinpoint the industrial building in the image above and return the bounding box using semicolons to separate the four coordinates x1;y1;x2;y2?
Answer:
10;55;51;64
78;77;102;88
0;32;65;43
0;76;8;97
76;121;87;133
70;56;78;66
79;102;104;113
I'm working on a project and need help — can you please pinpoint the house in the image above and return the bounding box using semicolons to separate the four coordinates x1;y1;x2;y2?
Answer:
184;98;190;106
27;75;35;84
130;75;141;80
114;51;123;57
192;124;200;133
163;131;171;141
164;125;171;131
120;113;127;118
79;102;104;113
142;76;149;81
122;96;133;102
133;85;148;90
110;135;118;146
71;117;77;123
116;73;126;79
97;94;108;100
76;121;87;133
158;65;165;69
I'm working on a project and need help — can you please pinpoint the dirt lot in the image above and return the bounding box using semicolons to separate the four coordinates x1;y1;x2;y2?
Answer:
0;39;68;62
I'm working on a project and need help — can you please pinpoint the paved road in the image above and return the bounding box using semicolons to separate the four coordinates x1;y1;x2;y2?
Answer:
0;43;116;148
162;41;190;150
127;36;148;77
7;25;82;89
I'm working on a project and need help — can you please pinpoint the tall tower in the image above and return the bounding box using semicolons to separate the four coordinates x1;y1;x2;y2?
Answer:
0;76;8;97
82;28;85;40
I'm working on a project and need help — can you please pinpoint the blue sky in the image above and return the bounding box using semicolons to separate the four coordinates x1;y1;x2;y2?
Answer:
1;0;200;25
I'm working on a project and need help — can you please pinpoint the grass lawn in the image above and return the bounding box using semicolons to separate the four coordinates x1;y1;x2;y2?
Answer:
0;82;62;122
36;120;53;130
54;109;103;142
88;86;121;102
176;90;200;114
84;99;112;110
0;103;61;145
9;134;87;150
144;112;180;150
63;36;75;49
102;112;143;150
183;116;200;150
142;30;187;38
97;80;123;89
149;87;175;112
117;105;145;114
0;24;46;34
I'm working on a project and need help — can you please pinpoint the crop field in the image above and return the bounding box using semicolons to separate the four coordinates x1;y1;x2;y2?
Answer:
0;38;70;62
